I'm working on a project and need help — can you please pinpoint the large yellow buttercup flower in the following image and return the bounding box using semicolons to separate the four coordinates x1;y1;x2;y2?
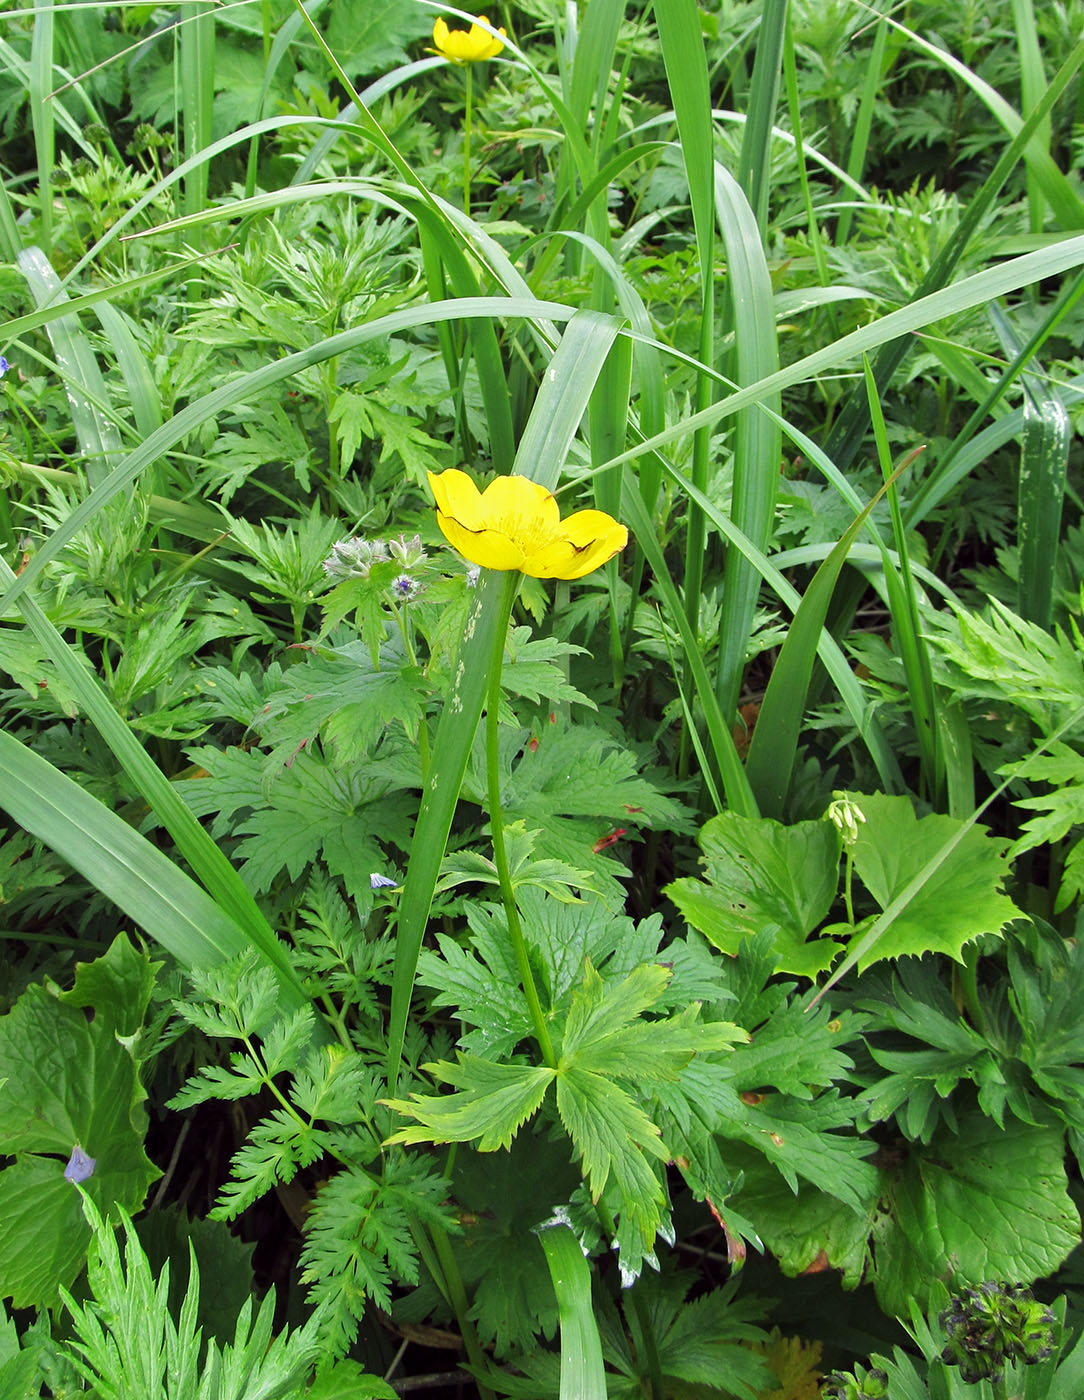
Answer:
428;469;627;580
433;14;506;62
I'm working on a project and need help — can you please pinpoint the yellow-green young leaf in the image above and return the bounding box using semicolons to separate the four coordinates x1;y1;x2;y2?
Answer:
554;1065;669;1275
559;961;671;1063
383;1058;555;1151
849;793;1019;967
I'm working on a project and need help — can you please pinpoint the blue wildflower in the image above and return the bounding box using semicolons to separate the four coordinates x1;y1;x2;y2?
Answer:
370;872;398;889
0;355;9;378
64;1144;96;1183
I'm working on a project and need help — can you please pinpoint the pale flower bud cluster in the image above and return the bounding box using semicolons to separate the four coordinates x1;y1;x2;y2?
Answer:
323;533;432;610
322;537;390;580
826;793;867;848
389;533;426;568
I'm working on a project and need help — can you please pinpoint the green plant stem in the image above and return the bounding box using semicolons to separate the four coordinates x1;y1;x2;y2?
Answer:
957;943;986;1033
486;573;557;1070
463;65;473;219
843;850;856;926
428;1224;497;1400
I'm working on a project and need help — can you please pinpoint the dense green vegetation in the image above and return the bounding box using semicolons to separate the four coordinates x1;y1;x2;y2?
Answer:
2;0;1084;1394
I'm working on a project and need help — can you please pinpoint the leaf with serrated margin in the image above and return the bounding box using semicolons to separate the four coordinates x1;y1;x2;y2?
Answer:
851;793;1018;965
871;1117;1079;1317
559;961;671;1063
384;1058;555;1151
0;936;159;1307
555;1066;668;1207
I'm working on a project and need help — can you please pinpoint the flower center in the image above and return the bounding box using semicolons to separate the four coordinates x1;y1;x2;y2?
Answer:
496;509;557;554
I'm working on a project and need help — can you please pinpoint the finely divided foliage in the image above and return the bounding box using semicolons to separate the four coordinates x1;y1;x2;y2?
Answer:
1;0;1084;1396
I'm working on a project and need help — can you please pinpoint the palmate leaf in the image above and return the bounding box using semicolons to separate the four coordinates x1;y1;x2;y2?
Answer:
250;642;430;770
851;793;1019;965
386;959;744;1278
385;1059;556;1152
181;744;415;907
554;1065;669;1210
559;962;746;1077
436;821;598;903
665;810;843;976
501;628;595;710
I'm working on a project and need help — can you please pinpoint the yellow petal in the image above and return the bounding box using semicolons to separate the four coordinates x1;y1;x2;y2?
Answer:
520;537;583;578
433;15;450;48
525;514;628;579
436;513;526;571
558;508;627;549
469;19;505;58
479;474;558;529
428;468;484;530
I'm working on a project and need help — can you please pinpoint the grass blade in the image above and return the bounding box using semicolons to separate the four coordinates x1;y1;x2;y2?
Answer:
645;447;903;794
744;459;908;818
180;0;215;218
620;475;758;817
822;29;1084;473
16;246;124;487
863;360;941;799
0;730;308;1004
0;295;577;620
29;0;55;249
538;1222;607;1400
655;0;715;629
0;554;308;1009
835;7;891;246
712;163;781;719
1010;0;1050;232
736;0;786;234
603;233;1084;479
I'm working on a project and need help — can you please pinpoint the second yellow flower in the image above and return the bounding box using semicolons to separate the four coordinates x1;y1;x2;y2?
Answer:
433;14;506;62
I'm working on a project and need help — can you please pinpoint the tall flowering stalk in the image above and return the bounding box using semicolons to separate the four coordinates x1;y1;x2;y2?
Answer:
431;15;507;219
428;469;626;1064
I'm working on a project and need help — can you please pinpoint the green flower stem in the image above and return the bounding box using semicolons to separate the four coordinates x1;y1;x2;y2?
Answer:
842;848;856;926
428;1224;497;1400
486;572;557;1070
463;64;473;218
393;597;431;782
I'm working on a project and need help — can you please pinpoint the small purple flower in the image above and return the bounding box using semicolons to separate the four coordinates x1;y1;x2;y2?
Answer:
393;574;419;600
64;1144;96;1183
370;872;398;890
0;355;10;378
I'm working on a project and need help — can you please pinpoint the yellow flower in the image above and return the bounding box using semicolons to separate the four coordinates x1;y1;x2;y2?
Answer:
428;469;628;580
433;14;506;62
